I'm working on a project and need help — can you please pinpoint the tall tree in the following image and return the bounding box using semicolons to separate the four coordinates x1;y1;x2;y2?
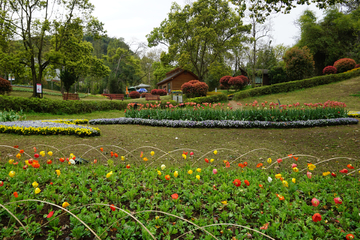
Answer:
147;0;250;81
0;0;105;97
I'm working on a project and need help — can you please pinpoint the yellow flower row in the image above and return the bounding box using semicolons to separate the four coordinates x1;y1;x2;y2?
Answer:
0;125;100;136
348;111;360;118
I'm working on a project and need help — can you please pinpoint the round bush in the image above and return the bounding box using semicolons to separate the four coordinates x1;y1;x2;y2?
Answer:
0;77;12;95
219;75;232;89
181;80;208;98
322;66;337;75
141;93;147;98
129;91;140;99
151;89;167;96
228;75;249;90
333;58;356;73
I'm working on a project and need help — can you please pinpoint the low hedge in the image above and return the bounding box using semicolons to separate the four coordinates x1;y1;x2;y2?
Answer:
0;95;128;114
186;93;228;104
233;68;360;100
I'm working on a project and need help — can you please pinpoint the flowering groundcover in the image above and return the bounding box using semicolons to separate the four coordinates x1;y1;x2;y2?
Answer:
0;146;359;239
0;119;100;136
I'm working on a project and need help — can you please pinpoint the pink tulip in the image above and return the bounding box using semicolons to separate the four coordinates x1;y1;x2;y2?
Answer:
190;152;194;156
334;197;342;204
311;198;320;207
277;158;282;164
212;169;218;174
291;163;297;168
307;171;312;179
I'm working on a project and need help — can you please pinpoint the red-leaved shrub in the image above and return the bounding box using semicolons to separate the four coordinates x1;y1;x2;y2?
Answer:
322;66;337;75
219;75;232;90
333;58;356;73
355;64;360;69
229;75;249;90
141;93;147;98
0;77;12;95
151;89;167;96
129;91;140;99
181;80;208;98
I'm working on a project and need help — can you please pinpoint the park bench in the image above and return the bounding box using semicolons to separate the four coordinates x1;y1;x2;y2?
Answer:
63;93;80;100
145;94;160;101
106;94;124;100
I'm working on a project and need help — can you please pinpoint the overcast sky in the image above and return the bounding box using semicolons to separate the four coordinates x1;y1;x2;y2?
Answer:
90;0;324;51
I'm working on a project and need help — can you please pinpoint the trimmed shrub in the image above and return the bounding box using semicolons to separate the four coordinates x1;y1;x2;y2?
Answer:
355;64;360;69
229;75;249;91
323;66;337;75
129;91;140;99
151;89;167;96
219;75;232;90
334;58;356;73
284;46;315;81
0;77;12;95
269;65;288;84
187;93;228;104
141;93;147;98
233;68;360;100
0;95;128;114
181;80;208;98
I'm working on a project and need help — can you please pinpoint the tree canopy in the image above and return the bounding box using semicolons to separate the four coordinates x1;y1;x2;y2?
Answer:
147;0;250;81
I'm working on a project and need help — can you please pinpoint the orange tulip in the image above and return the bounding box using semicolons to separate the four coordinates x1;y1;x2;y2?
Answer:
256;163;263;168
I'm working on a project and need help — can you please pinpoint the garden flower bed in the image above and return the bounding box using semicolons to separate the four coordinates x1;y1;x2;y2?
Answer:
0;146;359;239
0;119;100;136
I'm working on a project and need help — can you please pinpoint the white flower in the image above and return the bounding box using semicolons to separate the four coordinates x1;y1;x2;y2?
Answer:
175;137;178;140
69;159;76;165
161;164;166;170
267;176;272;183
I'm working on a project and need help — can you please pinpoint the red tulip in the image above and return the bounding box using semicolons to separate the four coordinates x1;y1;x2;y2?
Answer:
50;182;53;185
59;158;65;163
114;153;118;158
13;192;18;198
226;162;230;168
312;213;322;222
0;181;3;187
23;165;28;170
277;158;282;164
13;145;19;148
100;147;103;152
126;164;130;169
334;197;342;204
260;222;269;230
256;163;263;168
291;163;297;168
47;159;52;164
165;175;170;180
238;163;245;168
347;164;354;169
339;169;348;174
110;204;116;211
171;193;179;200
243;162;248;166
34;153;39;158
307;171;312;179
311;198;320;207
244;180;250;186
331;172;337;177
28;159;33;164
204;158;209;163
190;152;194;156
346;234;355;240
233;179;241;187
47;211;54;218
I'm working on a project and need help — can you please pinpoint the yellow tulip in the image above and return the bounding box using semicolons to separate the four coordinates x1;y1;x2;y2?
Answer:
161;164;166;170
196;168;201;173
308;164;316;171
121;156;125;161
106;171;113;178
16;153;21;159
174;171;179;178
182;154;187;160
221;200;228;205
157;170;161;176
35;188;41;194
56;169;61;176
48;151;53;156
40;151;45;157
150;151;155;156
188;170;193;175
323;171;331;176
292;178;296;183
62;202;70;208
8;159;14;164
267;158;272;164
196;175;200;180
210;159;214;163
282;180;288;187
275;173;282;179
9;171;15;177
32;181;39;188
292;167;299;172
213;150;218;155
